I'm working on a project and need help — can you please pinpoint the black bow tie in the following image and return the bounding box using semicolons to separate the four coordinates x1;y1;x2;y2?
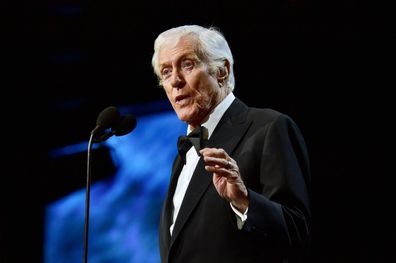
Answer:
177;126;207;164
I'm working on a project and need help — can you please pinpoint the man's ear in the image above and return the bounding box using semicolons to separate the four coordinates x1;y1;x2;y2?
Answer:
217;59;230;82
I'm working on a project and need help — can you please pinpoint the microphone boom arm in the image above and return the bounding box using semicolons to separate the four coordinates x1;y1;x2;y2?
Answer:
83;133;94;263
83;106;137;263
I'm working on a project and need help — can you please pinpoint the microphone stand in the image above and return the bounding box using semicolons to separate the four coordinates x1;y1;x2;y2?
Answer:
82;111;136;263
83;133;95;263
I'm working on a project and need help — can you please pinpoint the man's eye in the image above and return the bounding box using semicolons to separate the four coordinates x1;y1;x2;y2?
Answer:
181;60;194;70
161;68;172;78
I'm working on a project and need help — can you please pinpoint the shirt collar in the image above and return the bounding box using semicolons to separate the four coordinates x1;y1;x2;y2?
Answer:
187;92;235;139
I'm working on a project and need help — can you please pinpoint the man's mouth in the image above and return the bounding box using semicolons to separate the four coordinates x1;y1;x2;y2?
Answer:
175;95;190;105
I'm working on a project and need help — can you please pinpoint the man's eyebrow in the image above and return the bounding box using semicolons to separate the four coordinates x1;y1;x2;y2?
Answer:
182;53;200;60
159;53;199;69
159;62;170;69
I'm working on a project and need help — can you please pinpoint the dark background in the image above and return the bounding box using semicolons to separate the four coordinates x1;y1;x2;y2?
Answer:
3;0;394;262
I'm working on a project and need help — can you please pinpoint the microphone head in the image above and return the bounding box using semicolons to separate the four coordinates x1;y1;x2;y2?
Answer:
113;114;137;136
96;106;121;128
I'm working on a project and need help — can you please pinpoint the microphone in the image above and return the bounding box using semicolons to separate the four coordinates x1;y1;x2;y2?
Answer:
84;106;137;263
95;114;137;142
114;114;137;136
91;105;137;143
90;106;121;139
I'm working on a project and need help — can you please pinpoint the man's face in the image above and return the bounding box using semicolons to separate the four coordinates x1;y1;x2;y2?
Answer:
158;37;222;127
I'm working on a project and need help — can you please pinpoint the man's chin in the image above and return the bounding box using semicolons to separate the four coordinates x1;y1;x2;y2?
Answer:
176;108;196;123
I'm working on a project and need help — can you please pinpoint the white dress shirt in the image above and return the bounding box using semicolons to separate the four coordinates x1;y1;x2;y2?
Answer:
170;92;247;235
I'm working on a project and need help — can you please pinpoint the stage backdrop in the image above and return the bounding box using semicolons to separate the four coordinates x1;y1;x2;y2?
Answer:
45;107;187;263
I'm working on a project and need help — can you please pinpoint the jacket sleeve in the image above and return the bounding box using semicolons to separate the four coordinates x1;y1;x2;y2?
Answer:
243;113;311;255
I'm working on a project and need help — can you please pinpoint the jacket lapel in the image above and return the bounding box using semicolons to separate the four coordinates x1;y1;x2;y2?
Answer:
160;156;184;253
169;98;252;248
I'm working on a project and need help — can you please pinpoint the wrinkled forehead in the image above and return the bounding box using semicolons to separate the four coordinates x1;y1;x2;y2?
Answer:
158;37;200;63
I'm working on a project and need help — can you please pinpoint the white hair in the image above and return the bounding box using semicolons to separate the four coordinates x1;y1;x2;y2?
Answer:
151;25;235;91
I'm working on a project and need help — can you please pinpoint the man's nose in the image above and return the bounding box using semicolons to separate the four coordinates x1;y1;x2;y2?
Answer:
170;70;184;88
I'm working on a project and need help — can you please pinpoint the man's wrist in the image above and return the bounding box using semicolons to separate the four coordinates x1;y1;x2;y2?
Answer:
230;190;249;213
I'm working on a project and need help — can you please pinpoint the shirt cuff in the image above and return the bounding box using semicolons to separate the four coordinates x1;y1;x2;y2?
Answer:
230;203;248;229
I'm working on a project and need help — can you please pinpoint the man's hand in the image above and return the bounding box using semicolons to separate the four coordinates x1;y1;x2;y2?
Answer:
200;148;249;213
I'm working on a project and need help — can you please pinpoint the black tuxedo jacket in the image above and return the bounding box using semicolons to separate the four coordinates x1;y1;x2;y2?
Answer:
159;98;311;263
